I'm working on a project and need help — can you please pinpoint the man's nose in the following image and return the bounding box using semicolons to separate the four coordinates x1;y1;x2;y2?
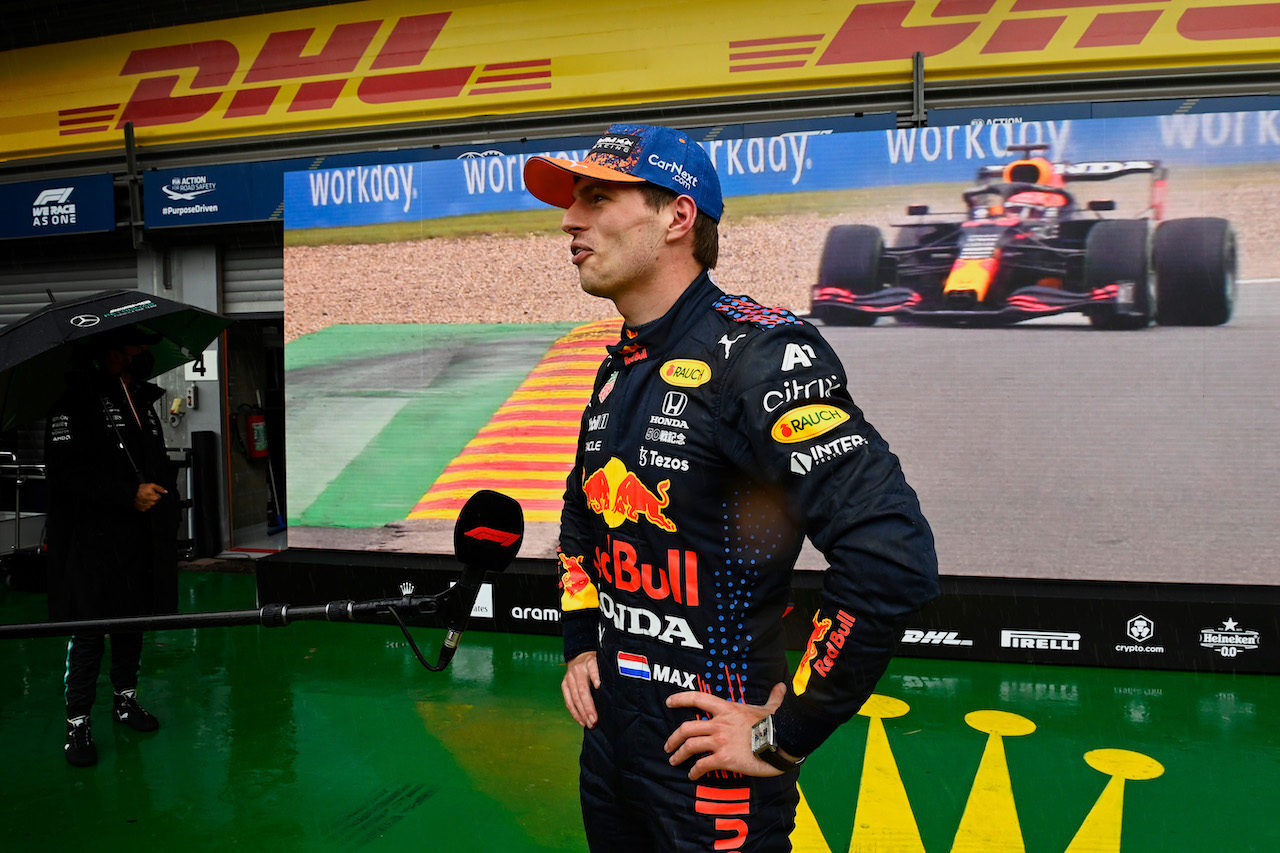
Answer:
561;200;585;234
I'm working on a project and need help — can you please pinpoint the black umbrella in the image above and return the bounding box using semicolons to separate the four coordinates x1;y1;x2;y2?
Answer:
0;289;233;431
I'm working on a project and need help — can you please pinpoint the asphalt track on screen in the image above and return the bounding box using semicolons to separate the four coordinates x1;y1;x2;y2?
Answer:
0;571;1275;852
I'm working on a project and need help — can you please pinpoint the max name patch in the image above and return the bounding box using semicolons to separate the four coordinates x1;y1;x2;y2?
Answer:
771;404;849;443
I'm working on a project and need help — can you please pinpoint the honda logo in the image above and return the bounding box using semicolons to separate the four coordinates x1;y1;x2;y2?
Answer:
662;391;688;417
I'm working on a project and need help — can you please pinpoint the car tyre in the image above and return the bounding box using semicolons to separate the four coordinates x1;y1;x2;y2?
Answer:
1153;218;1235;327
1083;219;1152;331
812;225;884;326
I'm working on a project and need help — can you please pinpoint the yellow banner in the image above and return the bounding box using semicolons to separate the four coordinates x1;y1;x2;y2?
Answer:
3;0;1279;163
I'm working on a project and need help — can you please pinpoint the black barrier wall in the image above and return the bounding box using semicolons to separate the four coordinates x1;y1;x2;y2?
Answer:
256;550;1279;675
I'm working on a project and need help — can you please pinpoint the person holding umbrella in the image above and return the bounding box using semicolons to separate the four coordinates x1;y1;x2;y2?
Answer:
0;289;230;766
46;324;181;767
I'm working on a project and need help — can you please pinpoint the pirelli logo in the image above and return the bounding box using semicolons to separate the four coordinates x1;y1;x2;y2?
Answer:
729;0;1280;73
57;12;552;136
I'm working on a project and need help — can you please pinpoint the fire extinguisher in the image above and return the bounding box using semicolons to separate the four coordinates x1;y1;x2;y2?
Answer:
241;405;269;460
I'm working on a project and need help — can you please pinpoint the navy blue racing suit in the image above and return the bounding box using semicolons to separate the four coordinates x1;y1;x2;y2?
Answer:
558;271;939;852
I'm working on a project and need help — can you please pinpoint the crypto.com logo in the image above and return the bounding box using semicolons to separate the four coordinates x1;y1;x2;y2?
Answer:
57;11;551;136
728;1;1280;73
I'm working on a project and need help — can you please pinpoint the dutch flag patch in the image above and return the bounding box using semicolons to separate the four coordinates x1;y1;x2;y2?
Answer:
617;651;651;680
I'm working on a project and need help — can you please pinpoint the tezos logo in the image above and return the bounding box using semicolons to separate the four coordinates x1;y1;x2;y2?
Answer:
771;404;849;444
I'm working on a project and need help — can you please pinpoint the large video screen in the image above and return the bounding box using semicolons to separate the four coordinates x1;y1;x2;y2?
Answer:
283;111;1278;587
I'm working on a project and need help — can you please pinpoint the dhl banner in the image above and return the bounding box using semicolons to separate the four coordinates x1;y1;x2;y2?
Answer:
3;0;1280;164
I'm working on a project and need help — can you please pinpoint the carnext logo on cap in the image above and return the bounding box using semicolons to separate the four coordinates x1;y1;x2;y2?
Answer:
648;155;698;190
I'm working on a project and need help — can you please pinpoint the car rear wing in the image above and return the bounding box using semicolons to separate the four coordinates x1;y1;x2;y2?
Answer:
977;160;1168;182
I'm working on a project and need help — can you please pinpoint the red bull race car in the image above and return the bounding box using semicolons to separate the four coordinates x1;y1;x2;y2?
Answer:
810;144;1236;329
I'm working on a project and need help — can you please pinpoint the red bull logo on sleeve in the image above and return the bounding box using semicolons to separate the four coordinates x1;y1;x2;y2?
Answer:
558;550;598;612
582;457;678;533
793;609;857;695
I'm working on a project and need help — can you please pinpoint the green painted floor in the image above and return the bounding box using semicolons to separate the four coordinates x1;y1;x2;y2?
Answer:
1;572;1275;853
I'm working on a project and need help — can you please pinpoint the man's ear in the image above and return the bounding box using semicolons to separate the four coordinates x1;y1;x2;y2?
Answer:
666;194;698;243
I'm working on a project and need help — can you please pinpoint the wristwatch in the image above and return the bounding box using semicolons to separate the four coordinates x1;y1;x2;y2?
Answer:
750;715;806;771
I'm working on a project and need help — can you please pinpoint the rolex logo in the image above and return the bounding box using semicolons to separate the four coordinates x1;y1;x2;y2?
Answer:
789;694;1163;852
399;581;415;595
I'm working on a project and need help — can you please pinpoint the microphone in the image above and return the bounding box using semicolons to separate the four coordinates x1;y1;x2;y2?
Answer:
437;489;524;668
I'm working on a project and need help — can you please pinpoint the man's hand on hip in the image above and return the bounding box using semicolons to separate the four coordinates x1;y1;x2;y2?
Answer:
664;681;789;780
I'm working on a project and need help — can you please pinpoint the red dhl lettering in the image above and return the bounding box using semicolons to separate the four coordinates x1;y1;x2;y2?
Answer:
75;12;551;135
593;537;699;606
732;2;1280;75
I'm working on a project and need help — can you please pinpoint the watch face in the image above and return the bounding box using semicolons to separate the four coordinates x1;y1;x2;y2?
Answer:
751;716;774;755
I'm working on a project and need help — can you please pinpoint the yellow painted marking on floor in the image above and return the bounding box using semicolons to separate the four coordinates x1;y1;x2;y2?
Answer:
848;694;925;853
791;786;833;852
1064;749;1164;853
950;710;1037;853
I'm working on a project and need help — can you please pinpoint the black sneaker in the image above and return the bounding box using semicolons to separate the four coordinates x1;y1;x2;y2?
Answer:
113;689;160;732
65;715;98;767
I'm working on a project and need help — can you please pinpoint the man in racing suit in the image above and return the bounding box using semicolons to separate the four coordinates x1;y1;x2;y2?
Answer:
524;124;939;852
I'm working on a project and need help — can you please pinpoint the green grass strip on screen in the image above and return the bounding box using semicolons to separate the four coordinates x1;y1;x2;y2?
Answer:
286;322;579;528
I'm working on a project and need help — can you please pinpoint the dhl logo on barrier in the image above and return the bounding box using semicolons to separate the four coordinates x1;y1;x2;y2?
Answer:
8;0;1280;161
582;457;677;533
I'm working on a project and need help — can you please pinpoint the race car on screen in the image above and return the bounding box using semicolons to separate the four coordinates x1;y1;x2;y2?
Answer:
810;144;1236;329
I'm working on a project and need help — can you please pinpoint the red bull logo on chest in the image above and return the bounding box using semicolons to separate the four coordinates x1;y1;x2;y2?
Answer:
582;457;677;533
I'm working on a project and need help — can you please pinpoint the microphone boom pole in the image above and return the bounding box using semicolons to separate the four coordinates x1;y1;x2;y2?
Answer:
0;490;525;673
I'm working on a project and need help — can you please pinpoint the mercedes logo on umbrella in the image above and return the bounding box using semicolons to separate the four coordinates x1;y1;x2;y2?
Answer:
70;314;100;328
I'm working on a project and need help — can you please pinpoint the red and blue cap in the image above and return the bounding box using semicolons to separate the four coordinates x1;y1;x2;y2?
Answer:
524;124;723;221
